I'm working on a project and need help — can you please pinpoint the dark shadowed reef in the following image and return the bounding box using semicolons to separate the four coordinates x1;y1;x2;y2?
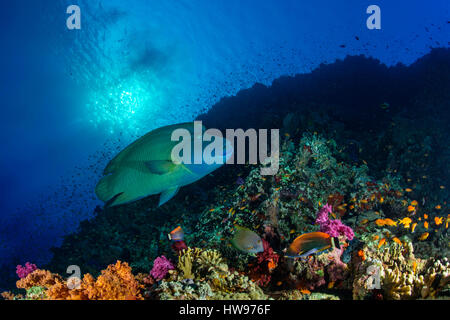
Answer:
2;49;449;299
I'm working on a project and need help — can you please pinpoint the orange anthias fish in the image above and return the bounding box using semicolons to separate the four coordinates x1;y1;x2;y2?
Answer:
375;218;397;227
419;232;429;241
383;218;397;227
267;259;277;271
424;221;429;229
300;289;311;295
434;217;443;226
286;232;339;258
357;250;366;261
398;217;413;228
411;223;418;233
378;238;386;249
168;226;184;241
392;237;402;245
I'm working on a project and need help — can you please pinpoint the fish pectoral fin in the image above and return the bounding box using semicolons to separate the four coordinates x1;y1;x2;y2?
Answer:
145;160;177;175
158;186;180;206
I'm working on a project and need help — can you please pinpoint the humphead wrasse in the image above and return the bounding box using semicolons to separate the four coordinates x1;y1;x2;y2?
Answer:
95;122;233;207
286;231;339;258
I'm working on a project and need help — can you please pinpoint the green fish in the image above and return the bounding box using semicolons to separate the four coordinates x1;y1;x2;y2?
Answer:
95;122;233;207
231;225;264;254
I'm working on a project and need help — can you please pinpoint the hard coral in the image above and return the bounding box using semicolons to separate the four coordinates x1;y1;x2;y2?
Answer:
159;248;267;300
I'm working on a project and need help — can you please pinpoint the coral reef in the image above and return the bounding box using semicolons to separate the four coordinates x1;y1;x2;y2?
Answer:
4;129;448;301
248;239;280;287
5;50;450;300
5;261;143;300
289;246;348;291
157;247;268;300
351;235;449;300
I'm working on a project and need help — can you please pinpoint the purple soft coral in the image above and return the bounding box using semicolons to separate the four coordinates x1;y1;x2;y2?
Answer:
315;204;354;240
16;262;37;279
150;256;175;281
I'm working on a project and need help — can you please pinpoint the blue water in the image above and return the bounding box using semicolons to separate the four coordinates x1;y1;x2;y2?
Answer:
0;0;448;274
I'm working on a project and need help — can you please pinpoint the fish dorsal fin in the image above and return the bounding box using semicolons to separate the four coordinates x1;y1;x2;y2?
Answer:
145;160;177;175
159;186;180;206
103;122;202;175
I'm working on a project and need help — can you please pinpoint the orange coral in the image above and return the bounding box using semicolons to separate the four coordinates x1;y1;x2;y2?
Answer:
16;269;64;291
1;291;20;300
14;261;143;300
80;261;143;300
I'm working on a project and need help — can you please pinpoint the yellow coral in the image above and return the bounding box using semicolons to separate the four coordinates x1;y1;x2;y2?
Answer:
178;248;202;279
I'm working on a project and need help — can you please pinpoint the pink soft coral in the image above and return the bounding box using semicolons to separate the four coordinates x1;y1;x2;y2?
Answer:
150;256;174;281
16;262;37;279
315;204;354;240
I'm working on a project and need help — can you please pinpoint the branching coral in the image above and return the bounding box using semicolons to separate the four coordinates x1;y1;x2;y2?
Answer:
351;235;449;300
